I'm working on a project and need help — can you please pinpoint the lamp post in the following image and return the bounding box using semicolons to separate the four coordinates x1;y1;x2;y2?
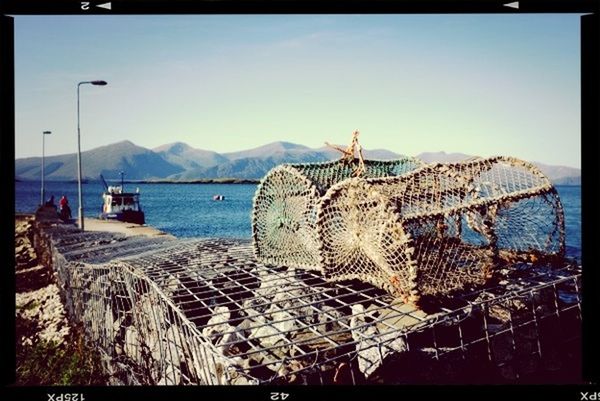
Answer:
40;130;52;205
77;80;107;231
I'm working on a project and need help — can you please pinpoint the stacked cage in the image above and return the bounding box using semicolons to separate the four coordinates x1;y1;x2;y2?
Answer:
317;156;565;304
252;157;424;270
45;232;581;385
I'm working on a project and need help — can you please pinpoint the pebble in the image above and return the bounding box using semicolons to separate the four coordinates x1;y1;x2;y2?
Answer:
16;283;70;346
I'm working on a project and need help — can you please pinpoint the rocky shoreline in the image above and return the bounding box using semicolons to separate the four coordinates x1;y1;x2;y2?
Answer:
16;216;69;346
15;215;106;385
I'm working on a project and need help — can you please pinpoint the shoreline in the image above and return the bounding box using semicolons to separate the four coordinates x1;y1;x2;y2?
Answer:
22;210;176;240
15;179;580;186
16;178;260;184
82;217;176;238
15;214;107;384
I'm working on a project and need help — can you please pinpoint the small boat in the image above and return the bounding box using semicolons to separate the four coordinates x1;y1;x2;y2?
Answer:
213;194;225;201
99;173;145;224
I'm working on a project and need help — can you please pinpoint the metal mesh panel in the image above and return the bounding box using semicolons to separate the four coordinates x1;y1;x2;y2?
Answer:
44;230;580;385
252;158;423;270
317;157;565;304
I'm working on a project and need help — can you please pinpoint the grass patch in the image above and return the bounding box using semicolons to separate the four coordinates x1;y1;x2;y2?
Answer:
16;317;107;385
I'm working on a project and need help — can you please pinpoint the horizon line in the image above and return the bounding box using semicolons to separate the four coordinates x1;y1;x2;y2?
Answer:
14;138;581;169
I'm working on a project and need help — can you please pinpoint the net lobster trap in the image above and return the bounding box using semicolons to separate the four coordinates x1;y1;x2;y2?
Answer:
316;156;566;305
252;131;424;270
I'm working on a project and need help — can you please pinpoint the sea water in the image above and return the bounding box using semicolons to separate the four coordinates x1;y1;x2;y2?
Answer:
15;181;582;260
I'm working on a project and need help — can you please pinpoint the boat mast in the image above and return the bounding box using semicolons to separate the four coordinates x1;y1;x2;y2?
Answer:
100;174;109;191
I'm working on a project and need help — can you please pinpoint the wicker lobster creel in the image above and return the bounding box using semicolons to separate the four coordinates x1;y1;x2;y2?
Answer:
252;157;424;270
316;156;566;304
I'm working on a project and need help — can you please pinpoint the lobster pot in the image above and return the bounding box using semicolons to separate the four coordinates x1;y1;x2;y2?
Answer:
252;158;424;270
317;156;565;304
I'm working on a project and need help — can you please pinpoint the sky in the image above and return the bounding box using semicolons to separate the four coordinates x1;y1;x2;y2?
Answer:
14;14;581;168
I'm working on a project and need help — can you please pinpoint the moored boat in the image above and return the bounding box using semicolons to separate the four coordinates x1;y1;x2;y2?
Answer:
99;173;145;224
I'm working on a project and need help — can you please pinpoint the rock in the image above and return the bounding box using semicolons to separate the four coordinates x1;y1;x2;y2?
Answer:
317;305;345;332
160;275;182;297
202;306;232;340
350;304;408;378
269;310;299;334
16;283;70;345
164;325;189;362
202;306;247;356
229;373;255;385
250;324;287;348
236;316;259;332
132;293;166;362
218;328;245;356
124;326;140;360
157;363;181;385
224;357;259;385
487;298;528;323
105;306;116;341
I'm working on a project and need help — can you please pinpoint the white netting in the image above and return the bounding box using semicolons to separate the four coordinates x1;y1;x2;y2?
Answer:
316;156;565;304
252;157;424;270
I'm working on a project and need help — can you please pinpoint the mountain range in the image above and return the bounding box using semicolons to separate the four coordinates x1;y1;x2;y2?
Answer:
15;140;581;185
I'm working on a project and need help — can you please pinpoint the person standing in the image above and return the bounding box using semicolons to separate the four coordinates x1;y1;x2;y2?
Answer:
59;195;72;220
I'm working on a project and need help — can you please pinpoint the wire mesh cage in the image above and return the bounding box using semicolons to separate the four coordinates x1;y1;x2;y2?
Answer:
252;157;424;270
45;233;580;385
317;156;566;305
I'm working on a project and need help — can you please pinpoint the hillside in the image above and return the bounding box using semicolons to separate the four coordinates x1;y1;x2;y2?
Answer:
16;140;580;185
153;142;228;169
16;140;183;181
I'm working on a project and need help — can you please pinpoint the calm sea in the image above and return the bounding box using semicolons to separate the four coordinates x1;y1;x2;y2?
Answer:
15;181;582;260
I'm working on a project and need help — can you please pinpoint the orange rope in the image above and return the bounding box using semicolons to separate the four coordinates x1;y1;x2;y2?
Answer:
325;129;366;176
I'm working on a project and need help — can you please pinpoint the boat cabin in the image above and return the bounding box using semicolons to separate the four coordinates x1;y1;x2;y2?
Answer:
102;186;142;213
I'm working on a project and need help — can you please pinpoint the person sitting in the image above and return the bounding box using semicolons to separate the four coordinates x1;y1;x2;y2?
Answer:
44;195;56;208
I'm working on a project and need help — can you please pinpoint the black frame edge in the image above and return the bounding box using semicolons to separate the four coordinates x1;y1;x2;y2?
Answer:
0;14;17;386
581;12;599;385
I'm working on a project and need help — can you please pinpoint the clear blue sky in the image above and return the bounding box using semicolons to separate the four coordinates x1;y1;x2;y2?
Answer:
14;14;581;167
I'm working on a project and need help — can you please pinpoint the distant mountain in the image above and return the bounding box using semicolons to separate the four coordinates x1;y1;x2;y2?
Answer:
167;142;404;180
15;140;183;181
552;176;581;186
222;141;314;161
363;149;404;159
415;151;580;184
170;153;331;180
154;142;228;169
417;151;472;164
316;145;403;160
15;140;580;185
532;162;581;185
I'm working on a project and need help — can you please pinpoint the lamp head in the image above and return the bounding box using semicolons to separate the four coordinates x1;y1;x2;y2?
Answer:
43;131;51;135
91;80;108;86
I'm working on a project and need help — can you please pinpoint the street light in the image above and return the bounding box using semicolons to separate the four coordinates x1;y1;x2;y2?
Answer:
40;130;51;205
77;80;108;231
